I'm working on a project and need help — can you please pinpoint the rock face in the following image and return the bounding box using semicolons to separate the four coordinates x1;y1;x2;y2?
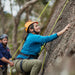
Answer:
39;0;75;75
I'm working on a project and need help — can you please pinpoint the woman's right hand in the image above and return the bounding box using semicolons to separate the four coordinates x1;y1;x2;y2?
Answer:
64;24;71;31
57;24;71;36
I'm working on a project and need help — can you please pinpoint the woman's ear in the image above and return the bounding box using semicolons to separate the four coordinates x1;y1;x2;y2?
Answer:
29;28;34;33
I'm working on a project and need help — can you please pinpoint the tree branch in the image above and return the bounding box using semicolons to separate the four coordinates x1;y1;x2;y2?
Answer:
13;0;38;50
15;0;38;25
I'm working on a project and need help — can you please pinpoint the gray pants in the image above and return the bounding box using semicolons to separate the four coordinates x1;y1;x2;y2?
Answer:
13;59;42;75
0;68;7;75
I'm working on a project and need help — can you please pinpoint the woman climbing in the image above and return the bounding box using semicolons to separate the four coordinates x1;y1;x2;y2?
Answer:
14;20;71;75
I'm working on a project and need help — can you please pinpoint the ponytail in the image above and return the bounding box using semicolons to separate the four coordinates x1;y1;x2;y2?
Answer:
24;23;34;41
24;33;28;41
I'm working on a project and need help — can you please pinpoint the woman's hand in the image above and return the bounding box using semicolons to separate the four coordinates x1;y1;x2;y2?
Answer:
57;24;71;36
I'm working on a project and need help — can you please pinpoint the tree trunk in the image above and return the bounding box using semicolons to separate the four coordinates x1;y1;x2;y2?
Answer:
0;0;5;34
9;0;13;15
39;0;75;75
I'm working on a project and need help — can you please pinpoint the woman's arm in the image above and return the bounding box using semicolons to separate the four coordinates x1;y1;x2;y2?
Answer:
57;24;71;36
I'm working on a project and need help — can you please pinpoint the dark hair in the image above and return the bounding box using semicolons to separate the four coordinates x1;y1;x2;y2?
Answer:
24;23;34;41
27;23;34;33
24;33;28;41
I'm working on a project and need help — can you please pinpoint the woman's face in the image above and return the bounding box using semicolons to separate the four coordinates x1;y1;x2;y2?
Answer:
33;23;41;33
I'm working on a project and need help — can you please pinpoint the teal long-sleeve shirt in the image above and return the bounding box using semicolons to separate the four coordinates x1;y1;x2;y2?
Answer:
17;33;58;59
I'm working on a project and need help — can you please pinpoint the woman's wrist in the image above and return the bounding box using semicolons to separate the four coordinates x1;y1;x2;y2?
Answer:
62;28;66;33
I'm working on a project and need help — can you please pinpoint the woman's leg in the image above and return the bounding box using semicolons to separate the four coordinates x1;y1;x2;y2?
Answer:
22;59;42;75
30;60;42;75
13;59;42;75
